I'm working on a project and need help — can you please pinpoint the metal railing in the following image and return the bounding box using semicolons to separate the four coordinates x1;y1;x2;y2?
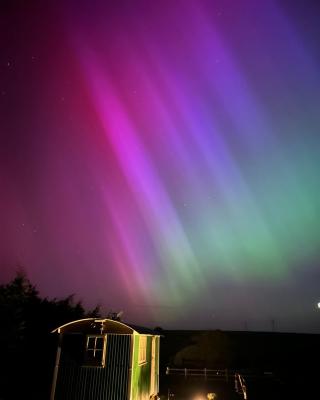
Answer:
166;367;231;382
165;367;255;399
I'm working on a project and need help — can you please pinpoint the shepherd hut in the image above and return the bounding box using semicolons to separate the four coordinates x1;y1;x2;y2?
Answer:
50;318;160;400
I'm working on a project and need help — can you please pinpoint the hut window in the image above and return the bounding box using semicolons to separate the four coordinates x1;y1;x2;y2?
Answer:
138;335;147;365
85;335;106;367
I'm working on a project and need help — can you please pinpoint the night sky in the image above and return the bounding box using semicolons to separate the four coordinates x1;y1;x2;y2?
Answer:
1;0;320;332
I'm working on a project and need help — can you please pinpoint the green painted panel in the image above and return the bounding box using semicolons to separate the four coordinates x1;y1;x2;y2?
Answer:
131;335;153;400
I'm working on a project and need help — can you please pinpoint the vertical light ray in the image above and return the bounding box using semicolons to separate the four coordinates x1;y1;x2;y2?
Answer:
79;53;207;303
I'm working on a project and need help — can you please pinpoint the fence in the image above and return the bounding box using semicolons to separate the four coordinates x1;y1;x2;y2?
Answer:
166;367;231;382
165;367;257;399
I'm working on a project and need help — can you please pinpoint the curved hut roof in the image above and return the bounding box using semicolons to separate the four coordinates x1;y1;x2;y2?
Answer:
52;318;156;335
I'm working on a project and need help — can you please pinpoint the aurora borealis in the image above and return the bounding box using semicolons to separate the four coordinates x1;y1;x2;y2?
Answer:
1;0;320;332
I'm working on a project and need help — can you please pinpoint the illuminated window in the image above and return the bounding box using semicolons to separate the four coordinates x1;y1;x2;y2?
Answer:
138;335;147;365
85;335;106;367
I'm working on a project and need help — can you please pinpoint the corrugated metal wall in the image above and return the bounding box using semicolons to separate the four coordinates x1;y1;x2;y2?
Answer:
55;334;131;400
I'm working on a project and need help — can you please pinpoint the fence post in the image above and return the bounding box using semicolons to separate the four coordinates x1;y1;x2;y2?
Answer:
185;368;187;379
204;368;207;380
225;368;229;383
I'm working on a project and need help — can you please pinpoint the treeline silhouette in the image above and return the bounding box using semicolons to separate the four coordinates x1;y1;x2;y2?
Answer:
0;272;100;400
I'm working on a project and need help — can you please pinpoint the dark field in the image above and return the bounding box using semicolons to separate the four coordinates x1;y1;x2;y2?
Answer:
158;330;320;400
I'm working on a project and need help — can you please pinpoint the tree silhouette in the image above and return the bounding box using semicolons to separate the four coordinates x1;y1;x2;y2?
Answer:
0;271;100;399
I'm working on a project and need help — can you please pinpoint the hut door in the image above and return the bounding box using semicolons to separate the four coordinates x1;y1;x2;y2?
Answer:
150;337;156;395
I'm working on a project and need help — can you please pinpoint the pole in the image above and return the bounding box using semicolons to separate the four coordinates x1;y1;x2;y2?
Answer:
50;333;62;400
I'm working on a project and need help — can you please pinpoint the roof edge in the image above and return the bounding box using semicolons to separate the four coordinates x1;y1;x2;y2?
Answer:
51;318;139;334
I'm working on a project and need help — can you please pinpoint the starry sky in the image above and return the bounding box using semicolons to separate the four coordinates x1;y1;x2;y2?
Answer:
1;0;320;332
